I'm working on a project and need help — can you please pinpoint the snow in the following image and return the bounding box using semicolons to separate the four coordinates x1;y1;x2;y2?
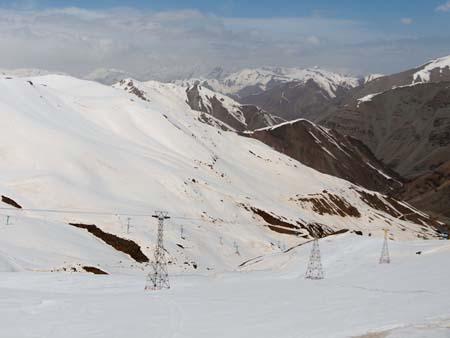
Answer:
0;234;448;338
321;146;337;159
364;73;384;83
115;78;250;128
366;162;394;180
0;68;65;78
357;92;381;107
254;118;310;132
177;67;359;98
0;74;447;337
84;68;131;85
0;74;441;277
413;55;450;83
316;125;352;158
193;83;248;125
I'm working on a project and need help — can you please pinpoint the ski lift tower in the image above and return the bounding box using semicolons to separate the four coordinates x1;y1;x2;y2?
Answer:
379;228;390;264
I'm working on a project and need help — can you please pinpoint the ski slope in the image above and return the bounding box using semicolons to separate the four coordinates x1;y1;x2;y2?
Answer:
0;234;448;338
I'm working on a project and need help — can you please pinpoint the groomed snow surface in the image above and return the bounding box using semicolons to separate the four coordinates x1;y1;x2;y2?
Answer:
0;234;449;338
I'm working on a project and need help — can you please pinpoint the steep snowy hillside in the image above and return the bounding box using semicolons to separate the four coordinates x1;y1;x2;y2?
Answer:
0;74;442;274
115;79;283;131
177;67;359;99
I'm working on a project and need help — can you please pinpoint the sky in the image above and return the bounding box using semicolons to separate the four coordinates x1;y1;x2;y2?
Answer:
0;0;449;80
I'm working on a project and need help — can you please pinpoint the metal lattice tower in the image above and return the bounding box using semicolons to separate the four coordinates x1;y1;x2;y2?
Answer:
234;241;240;256
145;211;170;291
305;238;324;280
379;229;391;264
126;217;131;234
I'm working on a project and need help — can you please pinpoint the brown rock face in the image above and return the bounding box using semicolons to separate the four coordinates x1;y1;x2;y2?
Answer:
1;195;22;209
247;119;402;193
396;161;450;227
320;82;450;179
239;79;347;121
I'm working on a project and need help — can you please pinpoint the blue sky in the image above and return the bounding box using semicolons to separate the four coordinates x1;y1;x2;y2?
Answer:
2;0;449;20
0;0;449;79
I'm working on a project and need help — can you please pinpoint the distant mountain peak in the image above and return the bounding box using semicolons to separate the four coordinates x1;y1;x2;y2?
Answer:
413;55;450;83
177;66;359;99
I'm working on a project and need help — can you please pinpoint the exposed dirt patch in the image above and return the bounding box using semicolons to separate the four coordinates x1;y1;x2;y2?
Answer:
357;190;400;216
307;222;341;238
83;266;108;275
247;206;303;236
355;189;443;230
243;204;340;238
291;191;361;218
69;223;149;263
1;195;22;209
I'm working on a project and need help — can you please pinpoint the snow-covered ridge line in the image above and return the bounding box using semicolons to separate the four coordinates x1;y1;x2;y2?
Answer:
357;92;382;107
413;55;450;83
177;67;359;98
364;73;384;84
253;118;311;132
0;68;66;78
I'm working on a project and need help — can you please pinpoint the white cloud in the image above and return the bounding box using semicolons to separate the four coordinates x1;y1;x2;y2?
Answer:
307;36;321;45
436;1;450;12
0;7;448;80
400;18;413;25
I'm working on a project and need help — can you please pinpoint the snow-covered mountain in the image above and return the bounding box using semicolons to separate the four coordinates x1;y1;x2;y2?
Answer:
0;74;443;275
84;68;132;85
0;68;65;78
413;55;450;83
115;79;284;131
176;67;360;99
348;55;450;100
364;73;384;84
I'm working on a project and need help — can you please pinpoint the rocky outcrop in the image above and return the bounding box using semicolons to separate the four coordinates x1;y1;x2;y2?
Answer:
117;79;150;101
185;83;284;131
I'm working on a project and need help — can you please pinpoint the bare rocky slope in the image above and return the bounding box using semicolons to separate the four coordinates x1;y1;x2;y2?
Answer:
397;160;450;227
245;119;402;194
320;82;450;179
315;56;450;223
239;79;351;121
